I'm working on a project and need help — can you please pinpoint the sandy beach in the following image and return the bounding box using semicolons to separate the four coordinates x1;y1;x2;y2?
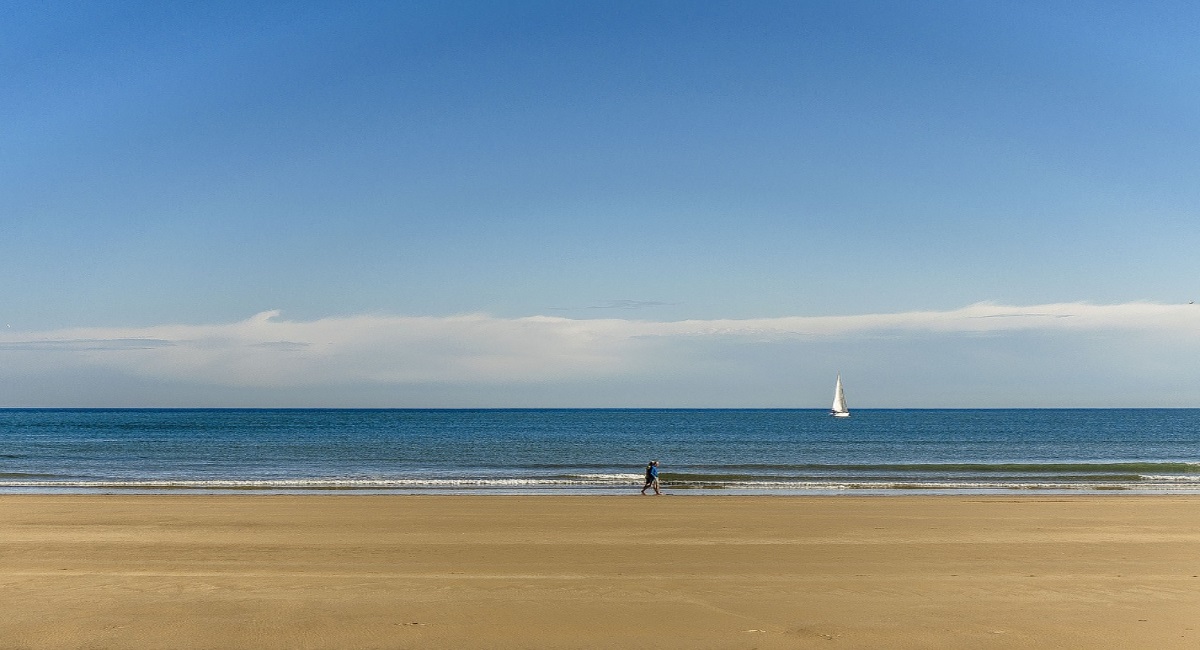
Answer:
2;495;1198;649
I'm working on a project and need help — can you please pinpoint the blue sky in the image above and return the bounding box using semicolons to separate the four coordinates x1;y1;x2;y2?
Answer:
3;1;1198;407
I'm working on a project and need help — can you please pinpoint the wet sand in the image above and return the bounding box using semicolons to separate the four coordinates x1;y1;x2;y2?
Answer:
2;495;1199;649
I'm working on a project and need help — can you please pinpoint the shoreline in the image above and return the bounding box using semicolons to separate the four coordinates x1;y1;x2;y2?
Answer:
6;486;1200;495
4;494;1199;648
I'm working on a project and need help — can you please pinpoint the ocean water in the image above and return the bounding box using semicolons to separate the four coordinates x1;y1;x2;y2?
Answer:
1;409;1199;494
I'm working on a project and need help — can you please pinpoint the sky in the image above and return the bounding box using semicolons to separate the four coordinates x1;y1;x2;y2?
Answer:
2;1;1198;407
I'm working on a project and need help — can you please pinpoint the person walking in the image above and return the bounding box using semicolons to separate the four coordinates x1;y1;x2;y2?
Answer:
640;460;661;495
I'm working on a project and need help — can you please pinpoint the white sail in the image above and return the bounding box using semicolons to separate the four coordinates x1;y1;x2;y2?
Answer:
831;374;850;417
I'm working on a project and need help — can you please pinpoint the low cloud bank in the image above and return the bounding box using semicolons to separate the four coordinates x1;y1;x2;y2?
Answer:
1;302;1196;405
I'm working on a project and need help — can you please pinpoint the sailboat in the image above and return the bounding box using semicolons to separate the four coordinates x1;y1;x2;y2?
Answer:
830;373;850;417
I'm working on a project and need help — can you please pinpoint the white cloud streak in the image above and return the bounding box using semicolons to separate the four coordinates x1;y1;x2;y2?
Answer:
1;302;1196;391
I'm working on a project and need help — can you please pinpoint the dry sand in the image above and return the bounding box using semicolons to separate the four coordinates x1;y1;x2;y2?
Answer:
2;494;1199;649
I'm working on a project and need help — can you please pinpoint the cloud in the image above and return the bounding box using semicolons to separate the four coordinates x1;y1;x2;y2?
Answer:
0;338;175;351
1;302;1197;406
0;311;644;388
550;299;673;311
642;301;1197;339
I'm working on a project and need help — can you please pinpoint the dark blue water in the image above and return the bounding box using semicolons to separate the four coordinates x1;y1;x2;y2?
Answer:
2;409;1198;494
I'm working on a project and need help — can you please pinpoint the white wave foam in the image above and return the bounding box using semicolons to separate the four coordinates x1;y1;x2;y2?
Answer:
0;476;642;489
5;472;1200;493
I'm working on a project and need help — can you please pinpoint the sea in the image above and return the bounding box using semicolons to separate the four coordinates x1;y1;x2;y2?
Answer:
2;408;1199;495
